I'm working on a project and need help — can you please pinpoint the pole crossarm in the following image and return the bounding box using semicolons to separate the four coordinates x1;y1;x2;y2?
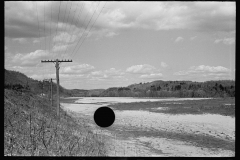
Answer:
41;60;72;62
43;79;50;82
43;78;56;82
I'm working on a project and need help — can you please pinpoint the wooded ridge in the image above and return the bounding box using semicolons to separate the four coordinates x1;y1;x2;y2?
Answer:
5;69;235;98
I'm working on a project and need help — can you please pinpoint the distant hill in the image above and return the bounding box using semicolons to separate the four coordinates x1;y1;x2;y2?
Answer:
4;69;235;98
100;80;235;97
87;89;105;97
68;89;88;97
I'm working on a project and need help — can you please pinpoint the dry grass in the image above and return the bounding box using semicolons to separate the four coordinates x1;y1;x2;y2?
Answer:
4;89;107;156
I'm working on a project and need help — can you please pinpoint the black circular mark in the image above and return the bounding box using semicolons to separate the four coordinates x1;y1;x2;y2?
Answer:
94;107;115;128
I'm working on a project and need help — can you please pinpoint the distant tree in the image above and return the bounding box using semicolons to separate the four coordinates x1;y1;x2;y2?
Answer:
175;85;181;91
157;86;161;91
219;84;224;91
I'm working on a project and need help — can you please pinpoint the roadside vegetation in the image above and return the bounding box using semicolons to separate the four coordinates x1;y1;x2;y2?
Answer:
4;89;107;156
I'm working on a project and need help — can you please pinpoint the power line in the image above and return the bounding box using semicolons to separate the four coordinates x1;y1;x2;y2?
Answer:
62;1;73;39
63;2;85;59
34;2;41;50
61;1;69;31
49;2;52;53
52;1;62;54
72;2;106;60
65;4;78;37
62;3;78;57
44;2;46;52
58;1;69;57
70;2;100;58
67;4;89;59
58;1;73;58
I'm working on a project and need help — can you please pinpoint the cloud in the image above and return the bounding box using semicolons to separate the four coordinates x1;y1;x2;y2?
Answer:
160;62;168;68
30;71;90;81
190;36;197;40
33;39;40;43
174;65;231;77
53;32;78;43
13;38;27;43
140;73;163;79
214;37;235;45
60;64;95;74
5;1;235;41
191;65;230;73
52;44;68;52
104;68;124;76
30;73;56;80
126;64;156;74
105;31;119;37
6;65;36;74
89;68;125;80
175;36;184;42
100;2;235;32
11;50;52;66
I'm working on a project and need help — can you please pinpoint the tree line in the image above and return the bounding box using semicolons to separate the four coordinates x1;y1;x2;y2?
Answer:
99;80;235;98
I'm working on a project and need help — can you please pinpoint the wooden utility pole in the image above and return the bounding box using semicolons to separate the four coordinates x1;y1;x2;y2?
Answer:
50;78;55;107
43;79;50;100
41;59;72;117
42;81;44;97
44;78;56;106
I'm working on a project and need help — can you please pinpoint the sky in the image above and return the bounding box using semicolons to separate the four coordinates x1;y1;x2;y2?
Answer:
5;1;236;89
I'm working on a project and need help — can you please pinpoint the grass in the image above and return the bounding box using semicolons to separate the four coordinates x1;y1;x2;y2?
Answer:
4;89;107;156
108;98;235;117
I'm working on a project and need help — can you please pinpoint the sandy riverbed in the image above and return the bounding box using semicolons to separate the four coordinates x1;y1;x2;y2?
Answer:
60;97;235;157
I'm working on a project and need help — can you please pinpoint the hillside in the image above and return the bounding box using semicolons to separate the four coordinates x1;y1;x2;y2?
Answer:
4;69;89;97
4;69;106;97
4;89;107;156
5;69;69;96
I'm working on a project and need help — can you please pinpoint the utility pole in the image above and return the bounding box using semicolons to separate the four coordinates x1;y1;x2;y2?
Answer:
51;78;55;107
41;59;72;117
43;78;56;106
43;79;50;101
42;81;44;97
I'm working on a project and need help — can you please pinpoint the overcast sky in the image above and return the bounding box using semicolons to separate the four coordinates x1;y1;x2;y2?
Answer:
5;1;235;89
